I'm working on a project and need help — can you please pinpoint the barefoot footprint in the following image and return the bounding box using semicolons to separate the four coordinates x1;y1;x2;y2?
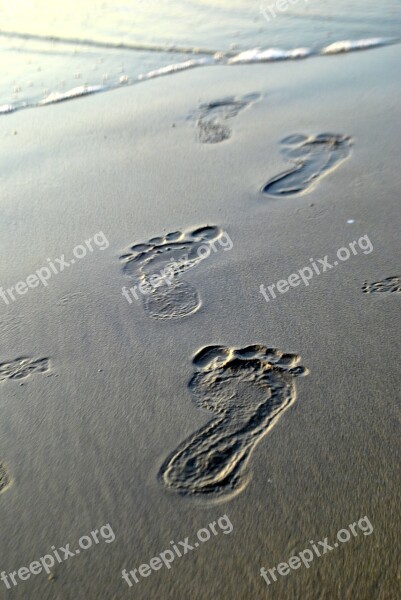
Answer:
195;93;260;143
120;226;225;320
263;133;353;196
0;356;50;382
0;355;50;494
159;344;309;499
0;463;10;494
362;276;401;294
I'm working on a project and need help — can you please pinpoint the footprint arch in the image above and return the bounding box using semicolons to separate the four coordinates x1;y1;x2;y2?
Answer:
158;344;309;500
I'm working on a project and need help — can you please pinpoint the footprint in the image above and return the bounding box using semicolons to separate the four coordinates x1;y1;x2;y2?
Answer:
57;291;86;306
195;93;260;143
0;463;11;494
263;133;353;196
362;276;401;294
0;357;50;382
120;226;224;320
158;344;309;499
0;356;50;495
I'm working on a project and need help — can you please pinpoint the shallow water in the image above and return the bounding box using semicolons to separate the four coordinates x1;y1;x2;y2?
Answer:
1;0;400;113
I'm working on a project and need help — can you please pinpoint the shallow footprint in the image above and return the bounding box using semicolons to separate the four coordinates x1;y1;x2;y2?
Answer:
0;356;50;495
263;133;353;196
158;344;308;499
144;281;200;320
195;93;260;143
0;356;50;382
362;276;401;294
0;463;11;494
120;225;223;320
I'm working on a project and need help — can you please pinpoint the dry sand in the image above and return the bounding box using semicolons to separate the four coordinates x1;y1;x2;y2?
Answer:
0;43;400;599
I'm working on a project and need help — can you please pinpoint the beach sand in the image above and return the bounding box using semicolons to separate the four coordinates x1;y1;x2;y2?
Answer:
0;43;400;599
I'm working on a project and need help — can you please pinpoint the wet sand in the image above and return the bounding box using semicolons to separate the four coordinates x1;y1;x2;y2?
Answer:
0;43;400;599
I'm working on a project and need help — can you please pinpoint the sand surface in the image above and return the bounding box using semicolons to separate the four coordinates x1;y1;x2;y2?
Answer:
0;44;400;599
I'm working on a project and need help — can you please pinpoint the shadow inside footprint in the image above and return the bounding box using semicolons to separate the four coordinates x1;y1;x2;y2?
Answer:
158;344;309;500
120;226;224;320
362;276;401;294
195;93;260;143
263;133;353;196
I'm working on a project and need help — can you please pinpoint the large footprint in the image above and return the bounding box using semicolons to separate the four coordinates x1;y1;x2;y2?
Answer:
120;226;224;319
195;93;260;144
159;344;309;500
0;355;51;494
362;276;401;294
263;133;353;196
